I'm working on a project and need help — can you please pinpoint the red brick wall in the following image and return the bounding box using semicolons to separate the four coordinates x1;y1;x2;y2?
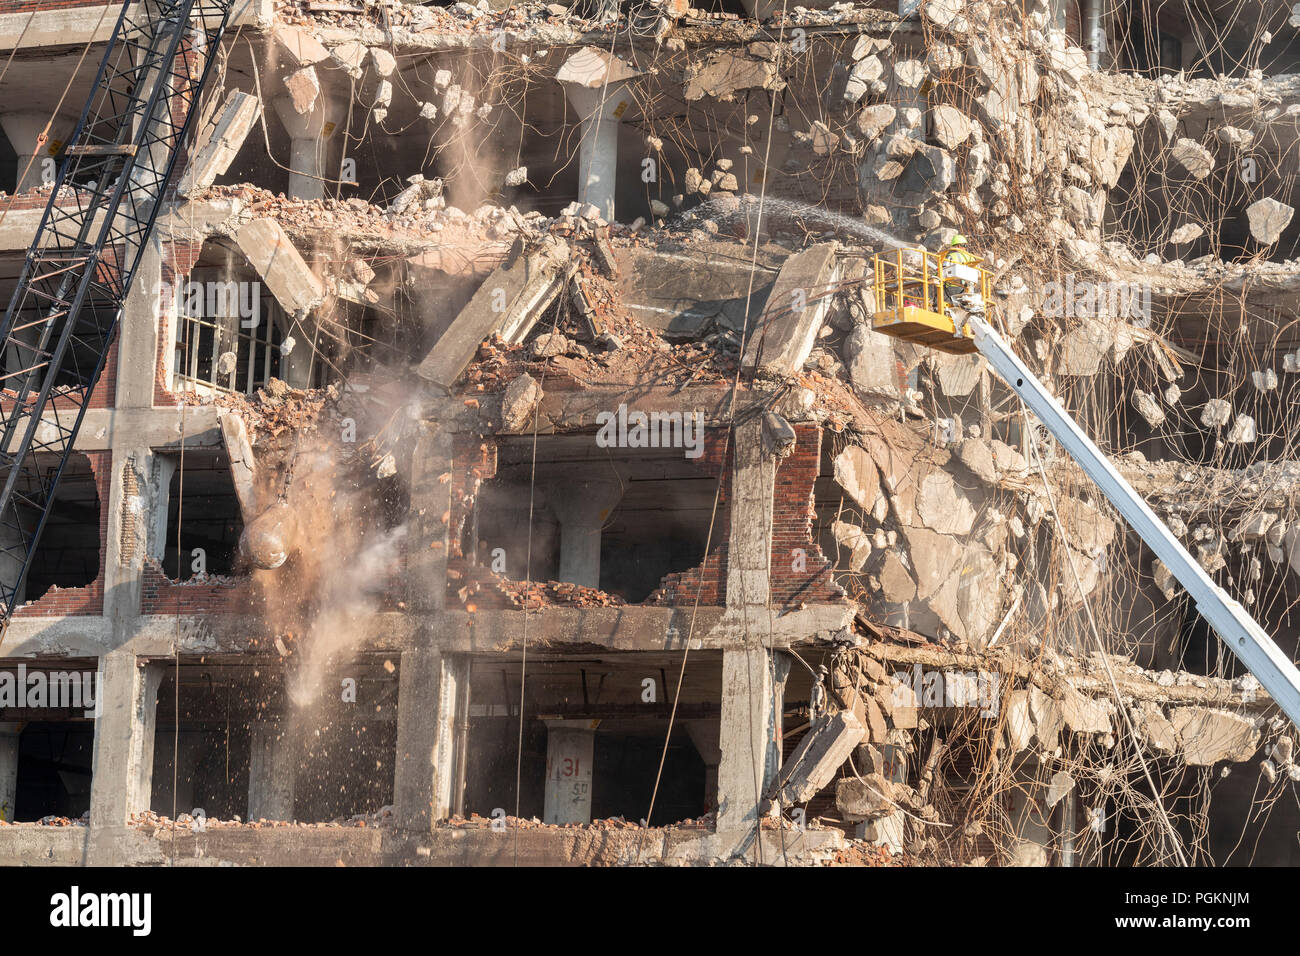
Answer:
651;424;840;609
12;450;109;616
140;559;259;615
647;428;732;607
769;424;840;606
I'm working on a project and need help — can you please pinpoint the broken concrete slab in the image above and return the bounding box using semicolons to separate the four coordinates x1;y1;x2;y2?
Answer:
1059;683;1112;735
835;773;895;820
832;444;882;515
416;238;570;391
832;520;872;572
274;25;330;68
234;218;325;315
684;50;783;101
1247;197;1294;244
742;242;840;377
878;550;916;603
931;104;973;148
767;710;864;806
917;471;977;536
179;90;261;197
216;408;258;518
282;65;321;115
1171;707;1259;765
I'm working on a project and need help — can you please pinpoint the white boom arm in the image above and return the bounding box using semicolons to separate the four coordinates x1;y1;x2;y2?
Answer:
968;315;1300;728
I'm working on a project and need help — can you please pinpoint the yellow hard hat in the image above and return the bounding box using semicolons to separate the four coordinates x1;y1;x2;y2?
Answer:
950;234;967;245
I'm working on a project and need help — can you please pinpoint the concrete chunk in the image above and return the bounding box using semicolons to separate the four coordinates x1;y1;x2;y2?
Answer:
1247;197;1294;244
1171;137;1214;179
766;709;864;805
217;408;259;518
1171;707;1259;765
832;444;882;514
282;65;320;115
742;242;840;376
178;90;261;197
274;26;330;67
416;239;570;390
234;218;325;315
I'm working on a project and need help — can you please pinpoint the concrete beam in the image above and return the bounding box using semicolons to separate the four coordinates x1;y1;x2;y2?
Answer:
416;238;570;391
741;242;841;377
178;90;261;197
234;217;325;314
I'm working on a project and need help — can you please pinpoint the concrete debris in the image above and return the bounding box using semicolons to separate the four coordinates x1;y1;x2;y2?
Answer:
179;90;261;197
1200;398;1232;428
274;27;330;69
282;65;321;115
917;471;977;536
766;710;864;806
1168;223;1203;245
1045;771;1075;809
931;104;973;149
833;444;882;515
1246;198;1295;244
1131;389;1165;427
417;238;570;390
742;242;839;377
234;218;325;315
684;50;781;101
1170;137;1214;179
1171;708;1260;766
1226;414;1257;444
832;520;873;572
500;373;543;432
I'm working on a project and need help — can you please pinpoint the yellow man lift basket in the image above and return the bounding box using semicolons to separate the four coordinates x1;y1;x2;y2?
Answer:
869;248;993;355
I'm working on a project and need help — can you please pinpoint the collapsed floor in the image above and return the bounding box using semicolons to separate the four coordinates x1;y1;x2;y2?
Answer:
2;0;1300;865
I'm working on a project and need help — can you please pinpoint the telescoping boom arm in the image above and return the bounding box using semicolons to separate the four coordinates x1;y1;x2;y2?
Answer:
968;314;1300;729
865;246;1300;730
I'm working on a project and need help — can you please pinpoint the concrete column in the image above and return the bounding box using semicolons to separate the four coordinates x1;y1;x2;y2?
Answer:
716;648;786;832
557;50;640;222
543;720;597;824
247;721;296;821
87;653;163;861
392;643;469;830
406;423;452;611
0;111;70;193
548;478;623;589
726;417;775;610
0;722;21;822
270;94;344;201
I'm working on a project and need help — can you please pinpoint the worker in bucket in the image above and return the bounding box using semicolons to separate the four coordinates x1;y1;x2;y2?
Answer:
938;234;983;333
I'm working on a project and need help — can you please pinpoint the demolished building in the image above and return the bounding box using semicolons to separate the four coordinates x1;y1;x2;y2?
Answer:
0;0;1298;867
